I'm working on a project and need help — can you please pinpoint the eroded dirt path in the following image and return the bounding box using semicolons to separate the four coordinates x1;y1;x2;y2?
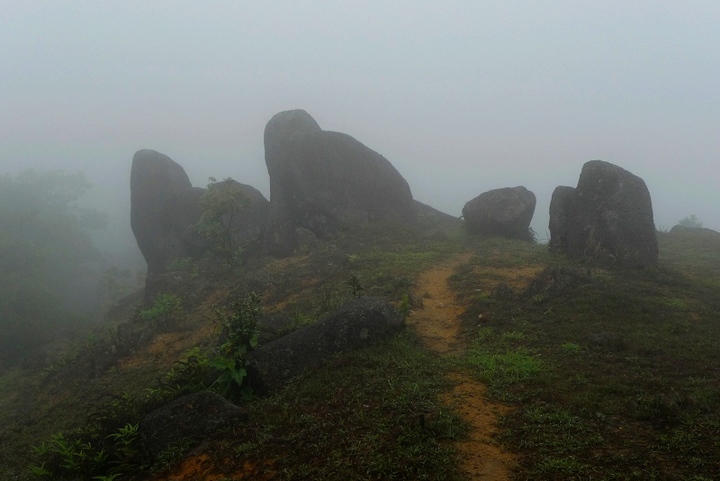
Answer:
406;253;515;481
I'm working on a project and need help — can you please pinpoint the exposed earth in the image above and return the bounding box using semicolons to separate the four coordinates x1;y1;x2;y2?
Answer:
407;253;515;480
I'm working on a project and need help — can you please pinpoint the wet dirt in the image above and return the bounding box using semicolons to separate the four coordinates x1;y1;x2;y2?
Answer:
407;253;516;481
150;453;277;481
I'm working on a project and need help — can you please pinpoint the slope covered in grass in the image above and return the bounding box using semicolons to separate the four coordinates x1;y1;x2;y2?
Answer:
1;224;718;480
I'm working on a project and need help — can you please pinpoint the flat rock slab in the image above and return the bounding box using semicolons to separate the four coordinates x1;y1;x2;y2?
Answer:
247;297;403;394
140;391;248;460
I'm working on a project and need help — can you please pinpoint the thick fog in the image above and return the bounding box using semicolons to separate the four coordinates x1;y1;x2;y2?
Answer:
2;0;718;261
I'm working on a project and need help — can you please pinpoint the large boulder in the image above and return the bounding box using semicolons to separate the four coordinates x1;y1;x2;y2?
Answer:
131;150;270;290
246;297;403;394
462;186;536;241
140;391;248;460
263;110;416;256
204;178;270;252
549;160;658;267
131;149;209;284
548;186;576;252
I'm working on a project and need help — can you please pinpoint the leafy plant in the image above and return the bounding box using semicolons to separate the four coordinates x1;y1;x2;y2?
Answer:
31;398;148;479
139;293;183;328
168;256;193;271
92;474;122;481
196;177;250;264
398;293;411;320
209;293;261;398
28;461;52;477
106;423;140;471
345;274;364;297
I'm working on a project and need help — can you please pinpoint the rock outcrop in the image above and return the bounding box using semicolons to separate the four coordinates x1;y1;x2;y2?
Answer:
140;391;248;461
247;297;403;394
263;109;416;256
131;150;270;291
548;186;576;252
462;186;536;241
548;160;658;267
131;149;209;284
204;178;270;252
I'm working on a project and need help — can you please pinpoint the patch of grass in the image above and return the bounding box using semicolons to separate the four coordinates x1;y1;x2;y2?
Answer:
663;297;689;310
535;456;589;476
464;347;542;386
658;228;720;280
453;327;542;399
210;333;466;480
560;342;582;353
4;218;720;481
0;367;22;392
463;236;554;268
138;292;184;328
452;235;720;480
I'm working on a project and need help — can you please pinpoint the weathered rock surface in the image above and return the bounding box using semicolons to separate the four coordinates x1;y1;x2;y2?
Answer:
131;149;209;283
669;225;719;235
462;186;536;241
131;150;270;293
548;186;576;253
140;391;248;460
522;267;594;301
255;312;296;346
247;297;403;394
206;178;270;251
549;160;658;267
263;109;416;256
413;200;463;231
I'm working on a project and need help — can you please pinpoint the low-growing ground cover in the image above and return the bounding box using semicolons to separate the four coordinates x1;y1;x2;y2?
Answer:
0;222;468;481
450;234;720;480
2;225;718;481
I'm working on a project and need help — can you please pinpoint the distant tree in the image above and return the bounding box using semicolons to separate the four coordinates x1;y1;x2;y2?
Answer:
678;214;703;229
0;169;106;364
196;177;249;264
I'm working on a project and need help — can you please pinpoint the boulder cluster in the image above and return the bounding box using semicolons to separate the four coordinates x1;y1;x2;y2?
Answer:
131;110;660;286
127;111;662;459
131;110;417;288
548;160;658;267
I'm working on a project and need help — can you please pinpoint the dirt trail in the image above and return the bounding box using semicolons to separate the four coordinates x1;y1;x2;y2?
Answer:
406;253;515;481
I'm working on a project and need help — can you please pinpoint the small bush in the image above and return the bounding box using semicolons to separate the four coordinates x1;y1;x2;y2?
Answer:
678;215;703;229
209;293;261;398
139;293;183;328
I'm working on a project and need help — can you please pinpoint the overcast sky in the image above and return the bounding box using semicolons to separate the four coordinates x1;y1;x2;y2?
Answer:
1;1;718;252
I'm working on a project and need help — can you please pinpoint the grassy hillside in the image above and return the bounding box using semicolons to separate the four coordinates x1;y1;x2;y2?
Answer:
450;230;720;480
0;224;718;480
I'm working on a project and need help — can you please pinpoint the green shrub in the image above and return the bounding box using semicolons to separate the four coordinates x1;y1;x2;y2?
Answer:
678;214;703;229
209;293;261;398
138;293;183;328
196;177;250;265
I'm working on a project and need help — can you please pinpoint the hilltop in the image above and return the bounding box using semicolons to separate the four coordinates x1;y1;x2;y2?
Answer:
0;223;719;480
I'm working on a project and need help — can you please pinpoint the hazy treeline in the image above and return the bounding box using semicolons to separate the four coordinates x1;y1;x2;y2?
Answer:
0;169;139;366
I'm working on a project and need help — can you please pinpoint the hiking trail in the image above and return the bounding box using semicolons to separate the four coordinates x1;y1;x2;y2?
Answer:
407;253;515;480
